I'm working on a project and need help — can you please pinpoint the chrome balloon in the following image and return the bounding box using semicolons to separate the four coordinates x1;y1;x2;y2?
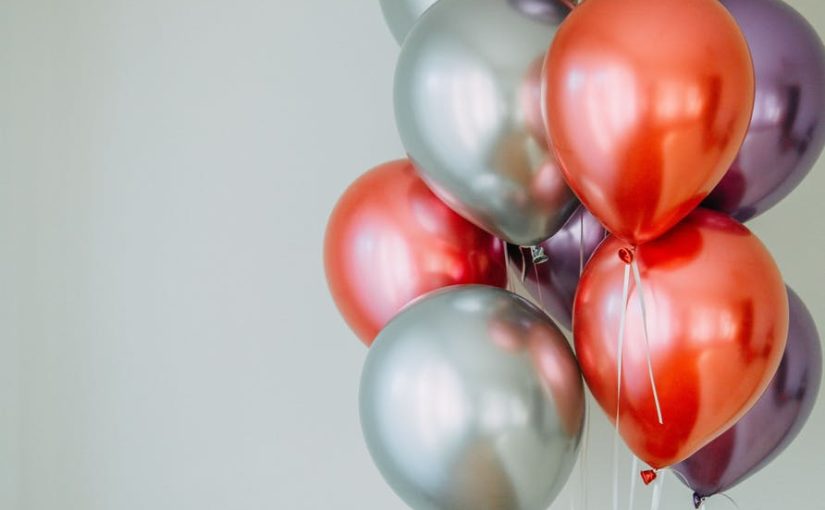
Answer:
360;285;584;510
379;0;438;45
394;0;576;246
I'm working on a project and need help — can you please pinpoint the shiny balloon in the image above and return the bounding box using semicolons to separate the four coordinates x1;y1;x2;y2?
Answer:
675;286;822;503
361;285;584;510
544;0;755;244
324;160;506;346
574;209;788;468
508;206;606;331
395;0;577;246
704;0;825;222
379;0;437;44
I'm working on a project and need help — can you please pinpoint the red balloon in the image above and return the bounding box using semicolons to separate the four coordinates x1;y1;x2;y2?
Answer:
574;209;788;468
324;160;507;346
544;0;755;244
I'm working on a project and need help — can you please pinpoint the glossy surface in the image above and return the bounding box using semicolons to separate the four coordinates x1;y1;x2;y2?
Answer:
704;0;825;222
324;160;506;345
508;206;606;331
395;0;577;246
574;209;788;468
675;286;822;501
544;0;755;244
360;286;584;510
378;0;437;44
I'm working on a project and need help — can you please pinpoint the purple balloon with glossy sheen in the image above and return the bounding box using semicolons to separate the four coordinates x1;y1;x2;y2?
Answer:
704;0;825;222
508;206;605;331
674;286;822;504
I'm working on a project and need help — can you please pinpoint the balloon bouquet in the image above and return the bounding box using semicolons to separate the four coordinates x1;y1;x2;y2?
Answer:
324;0;825;508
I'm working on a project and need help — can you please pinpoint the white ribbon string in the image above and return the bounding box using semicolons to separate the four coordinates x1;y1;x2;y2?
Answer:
580;394;591;510
520;247;528;284
503;240;512;292
579;212;585;276
534;262;545;306
631;259;663;425
613;263;632;510
628;455;639;510
650;470;665;510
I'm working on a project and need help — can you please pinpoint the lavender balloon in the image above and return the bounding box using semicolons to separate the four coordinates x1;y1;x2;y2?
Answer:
508;206;605;331
674;286;822;506
703;0;825;222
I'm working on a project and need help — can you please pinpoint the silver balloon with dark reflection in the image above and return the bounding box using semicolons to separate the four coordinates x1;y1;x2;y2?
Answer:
394;0;576;246
379;0;438;44
360;285;584;510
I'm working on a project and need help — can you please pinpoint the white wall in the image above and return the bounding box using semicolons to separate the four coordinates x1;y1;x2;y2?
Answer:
1;1;823;509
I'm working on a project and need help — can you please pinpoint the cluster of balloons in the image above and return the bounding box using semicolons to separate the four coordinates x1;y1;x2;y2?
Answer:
325;0;824;508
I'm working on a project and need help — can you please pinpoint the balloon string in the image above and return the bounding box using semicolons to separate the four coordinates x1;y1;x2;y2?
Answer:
579;213;585;277
520;247;528;284
650;470;666;510
628;455;639;510
534;261;545;307
631;259;663;425
718;493;741;510
503;240;512;292
579;393;591;510
613;263;631;510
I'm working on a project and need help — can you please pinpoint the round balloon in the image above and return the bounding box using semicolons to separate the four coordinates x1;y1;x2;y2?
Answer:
508;206;606;331
395;0;577;246
574;209;788;468
544;0;755;244
378;0;437;44
324;160;506;346
674;286;822;504
704;0;825;222
361;285;584;510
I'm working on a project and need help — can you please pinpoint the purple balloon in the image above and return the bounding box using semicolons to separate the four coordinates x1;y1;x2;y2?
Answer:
703;0;825;222
674;286;822;506
508;206;605;330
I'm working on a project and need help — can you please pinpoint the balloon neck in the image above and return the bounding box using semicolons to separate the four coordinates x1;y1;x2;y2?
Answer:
530;246;549;264
693;492;706;509
640;469;658;485
618;246;635;264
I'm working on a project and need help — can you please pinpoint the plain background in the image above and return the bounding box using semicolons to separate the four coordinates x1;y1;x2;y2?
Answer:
1;0;824;509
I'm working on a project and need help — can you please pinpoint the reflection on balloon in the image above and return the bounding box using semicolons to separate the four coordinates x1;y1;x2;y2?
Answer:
704;0;825;222
360;286;584;510
544;0;754;244
675;286;822;504
324;160;506;345
574;209;788;468
395;0;577;246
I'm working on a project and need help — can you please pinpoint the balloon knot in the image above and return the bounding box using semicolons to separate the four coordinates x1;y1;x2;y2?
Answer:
530;246;549;264
618;247;634;264
693;493;706;509
640;469;658;485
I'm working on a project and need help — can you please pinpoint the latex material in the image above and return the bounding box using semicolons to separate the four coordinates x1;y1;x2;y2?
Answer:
544;0;754;244
704;0;825;222
574;209;788;468
395;0;577;246
675;286;822;499
324;160;506;345
378;0;437;44
508;206;606;330
361;285;584;510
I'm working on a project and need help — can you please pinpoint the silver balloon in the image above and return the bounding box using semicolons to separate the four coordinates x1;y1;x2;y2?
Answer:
379;0;438;44
394;0;576;246
360;285;584;510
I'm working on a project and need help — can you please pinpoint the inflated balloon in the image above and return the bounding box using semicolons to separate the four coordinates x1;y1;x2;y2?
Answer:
544;0;755;244
324;160;506;346
361;285;584;510
574;209;788;468
675;286;822;504
378;0;437;44
395;0;577;246
704;0;825;222
508;206;605;331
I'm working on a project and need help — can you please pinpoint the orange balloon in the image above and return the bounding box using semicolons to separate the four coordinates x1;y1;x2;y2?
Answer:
574;209;788;468
324;160;507;346
544;0;755;245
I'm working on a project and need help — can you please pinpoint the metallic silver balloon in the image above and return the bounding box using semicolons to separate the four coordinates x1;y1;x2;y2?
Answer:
379;0;438;44
394;0;576;246
360;285;584;510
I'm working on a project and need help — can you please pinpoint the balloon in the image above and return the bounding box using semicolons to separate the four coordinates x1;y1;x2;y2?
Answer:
704;0;825;222
574;209;788;468
674;286;822;504
360;285;584;510
544;0;755;245
395;0;577;246
378;0;437;44
508;206;606;331
324;160;506;346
